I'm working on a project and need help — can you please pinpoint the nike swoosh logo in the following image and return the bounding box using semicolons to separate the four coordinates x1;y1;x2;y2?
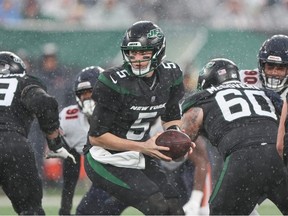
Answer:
110;75;117;84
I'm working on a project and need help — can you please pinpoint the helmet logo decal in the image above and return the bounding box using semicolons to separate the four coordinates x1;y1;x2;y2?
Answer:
13;57;26;69
267;55;282;62
201;61;215;75
205;61;215;69
199;69;204;76
147;29;163;39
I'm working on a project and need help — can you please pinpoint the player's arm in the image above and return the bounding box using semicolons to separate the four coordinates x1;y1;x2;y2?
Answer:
184;135;210;213
88;105;172;161
21;84;59;134
161;79;184;131
89;132;171;161
181;107;204;142
21;84;76;163
277;99;287;162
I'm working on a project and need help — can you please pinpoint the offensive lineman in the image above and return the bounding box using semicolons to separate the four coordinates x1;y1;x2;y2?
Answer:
206;34;288;215
181;58;288;215
0;51;75;215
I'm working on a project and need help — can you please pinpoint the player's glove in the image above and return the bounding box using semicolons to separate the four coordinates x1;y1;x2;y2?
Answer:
46;135;76;164
46;147;76;164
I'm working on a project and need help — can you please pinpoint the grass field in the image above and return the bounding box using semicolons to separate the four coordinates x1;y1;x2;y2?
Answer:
0;187;282;215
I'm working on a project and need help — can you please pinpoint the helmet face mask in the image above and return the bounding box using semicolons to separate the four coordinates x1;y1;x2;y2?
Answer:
263;75;287;91
121;21;166;77
79;98;95;117
258;34;288;92
261;62;288;91
74;66;103;117
198;58;240;90
124;50;153;76
0;51;26;75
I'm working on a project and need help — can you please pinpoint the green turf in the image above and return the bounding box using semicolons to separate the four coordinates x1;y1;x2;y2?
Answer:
0;185;282;215
0;199;282;215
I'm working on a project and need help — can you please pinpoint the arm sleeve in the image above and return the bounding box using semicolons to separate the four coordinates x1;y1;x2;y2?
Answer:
21;85;60;134
89;77;121;137
92;77;121;112
161;81;185;122
88;104;118;137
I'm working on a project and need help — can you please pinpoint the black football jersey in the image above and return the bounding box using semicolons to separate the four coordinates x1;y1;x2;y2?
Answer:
0;73;47;136
89;61;185;141
182;81;279;157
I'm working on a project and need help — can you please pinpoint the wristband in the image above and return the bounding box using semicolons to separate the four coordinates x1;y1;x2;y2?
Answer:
166;125;181;131
46;135;63;152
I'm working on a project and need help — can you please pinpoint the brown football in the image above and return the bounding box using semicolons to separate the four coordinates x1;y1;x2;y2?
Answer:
155;129;191;160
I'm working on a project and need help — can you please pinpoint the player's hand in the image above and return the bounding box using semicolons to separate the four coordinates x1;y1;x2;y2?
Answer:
46;147;76;164
141;133;172;162
189;142;196;154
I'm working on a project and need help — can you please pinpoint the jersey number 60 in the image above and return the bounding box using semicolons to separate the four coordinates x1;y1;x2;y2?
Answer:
215;89;277;121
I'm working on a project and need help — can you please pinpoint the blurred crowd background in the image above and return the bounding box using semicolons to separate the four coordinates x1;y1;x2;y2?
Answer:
1;0;288;31
0;0;287;187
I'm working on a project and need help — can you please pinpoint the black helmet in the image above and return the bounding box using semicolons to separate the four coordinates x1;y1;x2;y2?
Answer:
0;51;26;75
121;21;166;76
258;34;288;92
198;58;239;89
74;66;104;116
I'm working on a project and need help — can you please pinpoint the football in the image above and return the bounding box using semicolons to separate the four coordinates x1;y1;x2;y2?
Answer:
155;129;191;160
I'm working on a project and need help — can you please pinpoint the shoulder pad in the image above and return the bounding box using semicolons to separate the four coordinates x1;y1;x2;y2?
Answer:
158;60;183;85
97;67;137;95
25;75;47;91
182;90;210;114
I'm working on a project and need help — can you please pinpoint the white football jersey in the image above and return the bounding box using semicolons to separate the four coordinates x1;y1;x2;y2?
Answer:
239;68;263;88
239;68;288;99
59;104;90;154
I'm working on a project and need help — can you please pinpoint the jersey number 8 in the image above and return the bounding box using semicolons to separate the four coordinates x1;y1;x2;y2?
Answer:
0;78;18;106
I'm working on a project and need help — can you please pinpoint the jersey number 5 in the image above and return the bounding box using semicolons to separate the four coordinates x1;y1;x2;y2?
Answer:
126;112;157;140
